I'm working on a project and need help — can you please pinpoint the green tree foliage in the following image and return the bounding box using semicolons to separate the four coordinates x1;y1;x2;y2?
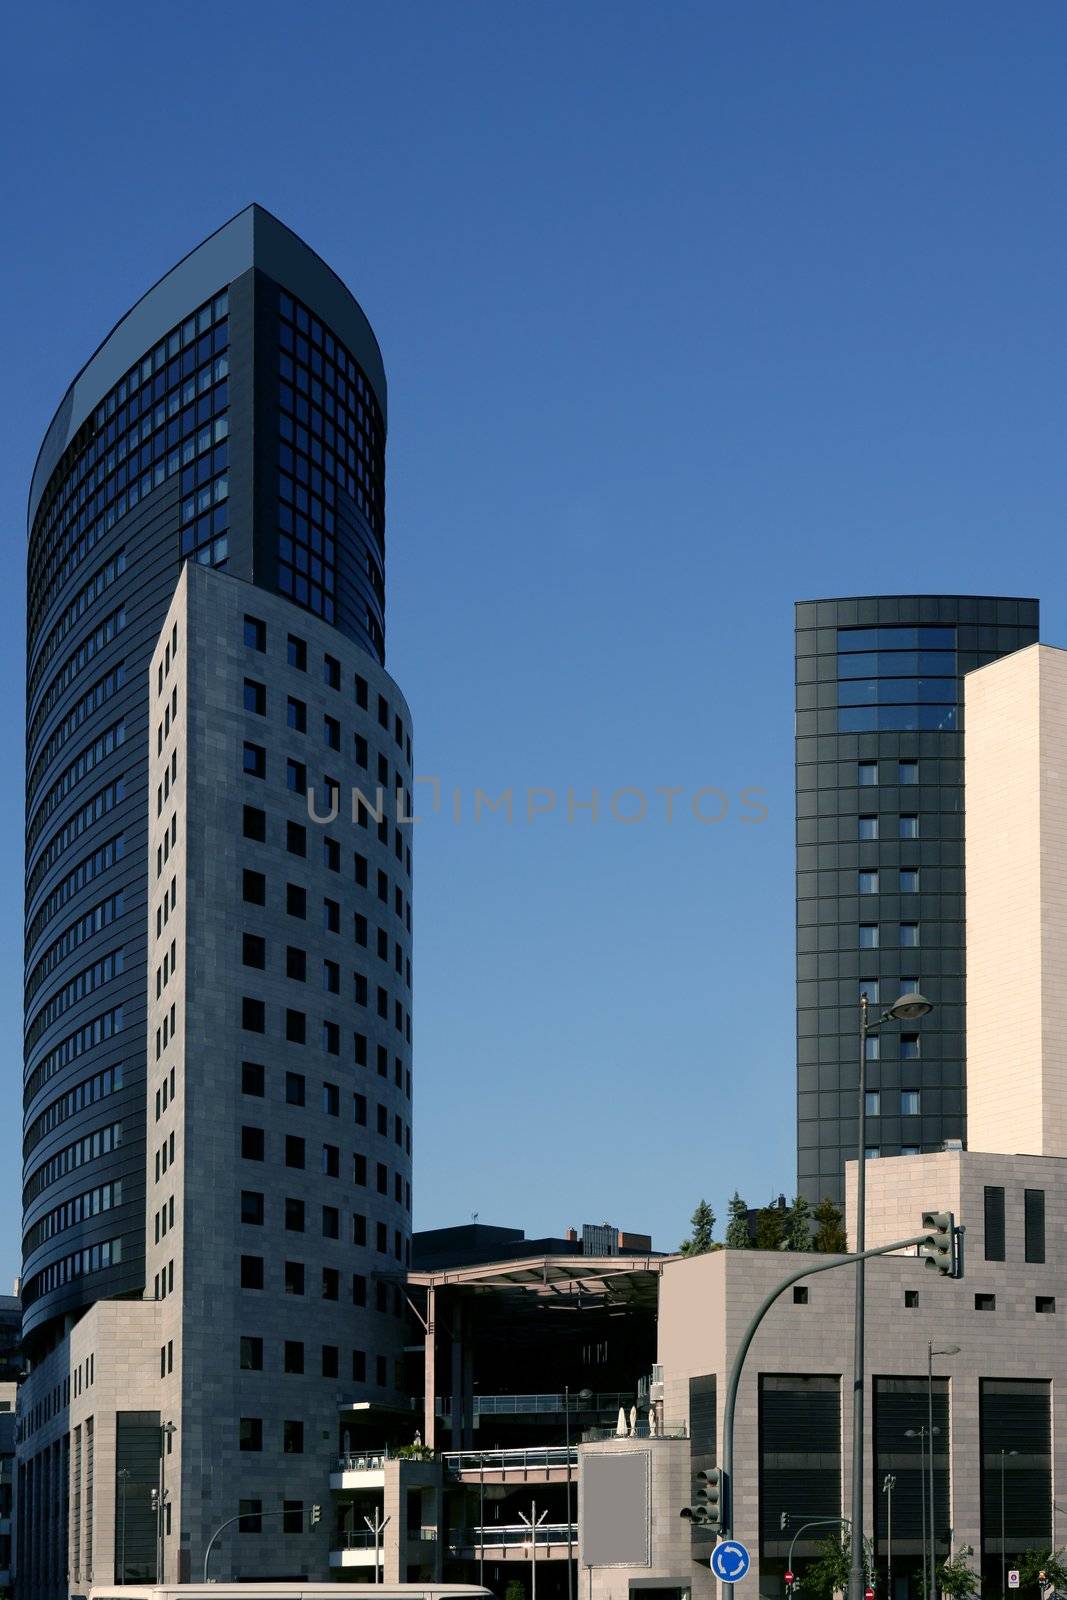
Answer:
725;1191;751;1248
754;1201;785;1251
801;1534;873;1600
920;1546;980;1600
813;1195;848;1253
679;1199;716;1255
1020;1548;1067;1597
505;1582;526;1600
784;1193;813;1251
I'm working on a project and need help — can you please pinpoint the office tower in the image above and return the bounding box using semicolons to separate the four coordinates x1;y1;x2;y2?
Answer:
795;595;1038;1206
20;207;412;1587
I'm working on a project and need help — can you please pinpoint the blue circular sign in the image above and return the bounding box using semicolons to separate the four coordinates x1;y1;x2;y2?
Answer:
711;1541;751;1582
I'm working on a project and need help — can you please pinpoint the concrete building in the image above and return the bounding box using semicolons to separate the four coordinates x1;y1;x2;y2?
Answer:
17;210;412;1594
795;596;1039;1204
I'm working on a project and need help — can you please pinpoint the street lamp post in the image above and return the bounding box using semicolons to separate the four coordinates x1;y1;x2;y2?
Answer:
882;1475;896;1600
1001;1449;1019;1597
927;1345;961;1600
518;1502;548;1600
564;1386;593;1600
907;1425;940;1598
851;991;934;1600
157;1419;176;1583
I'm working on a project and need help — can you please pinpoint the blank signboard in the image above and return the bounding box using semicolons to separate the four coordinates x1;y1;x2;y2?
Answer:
580;1449;651;1568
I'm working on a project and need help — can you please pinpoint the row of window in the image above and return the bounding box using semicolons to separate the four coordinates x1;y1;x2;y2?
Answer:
28;720;125;850
240;1237;410;1292
241;810;412;932
984;1184;1046;1264
25;784;124;917
30;290;228;634
28;661;126;802
864;1089;922;1117
239;1334;396;1377
858;814;921;840
239;1187;412;1237
28;547;126;711
243;613;410;761
241;1054;409;1102
24;1063;125;1157
24;1004;124;1107
25;890;125;1008
859;923;920;948
21;1235;123;1309
858;869;920;893
839;705;958;733
29;602;126;766
23;1121;123;1209
22;1178;124;1257
25;948;124;1052
238;1125;410;1198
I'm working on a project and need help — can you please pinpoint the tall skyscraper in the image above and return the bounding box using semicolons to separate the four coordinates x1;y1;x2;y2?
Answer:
20;207;413;1587
795;595;1039;1206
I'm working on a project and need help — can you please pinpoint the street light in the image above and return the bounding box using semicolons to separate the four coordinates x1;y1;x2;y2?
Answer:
907;1426;940;1599
157;1420;176;1582
518;1502;548;1600
927;1345;960;1600
1001;1449;1019;1598
564;1386;593;1600
852;992;934;1600
882;1475;896;1600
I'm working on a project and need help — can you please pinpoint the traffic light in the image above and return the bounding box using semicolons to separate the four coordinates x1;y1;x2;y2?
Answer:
919;1211;957;1276
680;1467;726;1534
310;1503;322;1526
780;1512;790;1532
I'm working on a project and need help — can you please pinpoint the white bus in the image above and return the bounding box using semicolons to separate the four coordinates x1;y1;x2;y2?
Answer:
83;1588;495;1600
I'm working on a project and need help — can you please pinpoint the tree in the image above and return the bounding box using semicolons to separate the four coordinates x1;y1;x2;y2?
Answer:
801;1533;873;1600
725;1191;751;1249
813;1195;847;1253
754;1201;785;1251
926;1546;980;1600
1020;1548;1067;1597
784;1193;813;1251
680;1199;716;1255
505;1582;526;1600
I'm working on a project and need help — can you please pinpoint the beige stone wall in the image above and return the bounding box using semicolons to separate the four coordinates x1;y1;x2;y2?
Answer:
965;643;1067;1157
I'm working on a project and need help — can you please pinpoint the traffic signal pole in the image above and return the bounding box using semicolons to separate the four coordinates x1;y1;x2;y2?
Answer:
718;1229;937;1599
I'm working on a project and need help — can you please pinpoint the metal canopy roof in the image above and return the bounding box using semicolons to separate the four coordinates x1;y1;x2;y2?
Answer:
407;1253;664;1300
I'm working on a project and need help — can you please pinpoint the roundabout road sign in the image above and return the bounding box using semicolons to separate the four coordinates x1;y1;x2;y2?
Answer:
711;1541;752;1583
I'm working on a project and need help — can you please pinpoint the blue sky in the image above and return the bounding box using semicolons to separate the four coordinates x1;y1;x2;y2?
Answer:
2;2;1066;1287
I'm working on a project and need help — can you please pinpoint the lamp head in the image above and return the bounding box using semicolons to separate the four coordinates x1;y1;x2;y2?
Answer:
887;991;933;1022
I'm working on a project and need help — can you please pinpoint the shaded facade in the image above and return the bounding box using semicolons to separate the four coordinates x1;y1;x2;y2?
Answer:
795;595;1038;1205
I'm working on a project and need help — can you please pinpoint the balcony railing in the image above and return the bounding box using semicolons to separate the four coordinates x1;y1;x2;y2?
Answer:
335;1530;384;1551
451;1523;576;1550
444;1446;578;1474
336;1450;388;1472
436;1391;633;1420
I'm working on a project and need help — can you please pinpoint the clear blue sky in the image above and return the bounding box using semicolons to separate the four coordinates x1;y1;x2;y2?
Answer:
2;2;1066;1288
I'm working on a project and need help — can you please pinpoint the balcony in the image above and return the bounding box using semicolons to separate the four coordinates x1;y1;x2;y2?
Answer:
329;1530;384;1570
449;1523;577;1558
443;1446;577;1483
330;1448;389;1491
436;1391;633;1424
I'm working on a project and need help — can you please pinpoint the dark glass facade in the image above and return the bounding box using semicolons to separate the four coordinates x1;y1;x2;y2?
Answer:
23;206;390;1356
795;595;1039;1205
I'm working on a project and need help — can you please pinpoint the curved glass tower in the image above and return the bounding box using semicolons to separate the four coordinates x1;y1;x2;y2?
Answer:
795;594;1039;1206
23;206;406;1361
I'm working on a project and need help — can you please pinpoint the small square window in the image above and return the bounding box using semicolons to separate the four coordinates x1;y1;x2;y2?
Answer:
242;869;266;906
241;1125;265;1161
858;762;878;787
859;978;879;1003
283;1419;304;1453
1036;1297;1056;1314
900;923;920;948
859;870;879;894
901;1145;920;1156
240;1190;264;1225
287;821;307;857
244;616;266;651
285;1135;305;1169
286;1009;306;1044
900;868;920;893
322;1204;340;1238
904;1289;919;1308
901;1034;920;1059
287;635;307;671
240;1255;264;1290
355;674;369;709
324;654;340;689
239;1497;262;1533
864;1146;880;1159
793;1286;809;1304
975;1293;996;1311
283;1499;303;1534
240;1336;263;1371
323;1082;340;1116
241;1061;265;1096
283;1340;304;1374
859;924;879;949
286;884;307;919
859;815;879;841
285;1197;305;1232
243;679;266;716
284;1260;304;1295
322;1266;340;1299
865;1091;880;1117
901;1089;921;1116
285;1071;306;1107
324;715;340;750
900;815;919;840
243;743;266;779
324;898;340;933
287;760;307;796
239;1417;263;1451
243;805;266;842
865;1034;880;1061
899;761;919;784
287;697;307;733
242;997;265;1033
322;1343;339;1377
242;932;266;969
286;946;307;981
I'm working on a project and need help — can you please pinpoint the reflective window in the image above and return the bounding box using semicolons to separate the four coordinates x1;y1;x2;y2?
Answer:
859;816;878;841
899;761;919;784
865;1091;880;1117
859;924;879;949
859;871;879;894
858;762;878;786
900;815;919;839
899;868;920;893
901;1090;921;1116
